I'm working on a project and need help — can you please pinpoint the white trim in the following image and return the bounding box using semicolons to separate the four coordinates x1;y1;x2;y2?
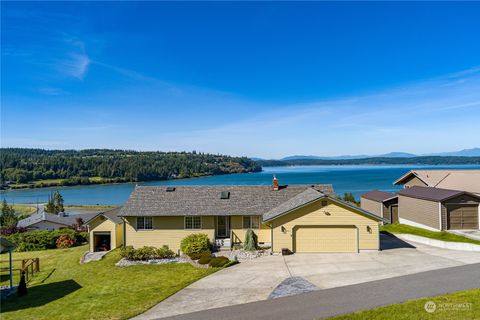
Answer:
136;216;153;230
380;203;384;218
399;217;440;231
438;202;443;231
184;216;202;230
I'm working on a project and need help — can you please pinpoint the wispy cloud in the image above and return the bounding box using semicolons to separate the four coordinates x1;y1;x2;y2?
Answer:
147;66;480;157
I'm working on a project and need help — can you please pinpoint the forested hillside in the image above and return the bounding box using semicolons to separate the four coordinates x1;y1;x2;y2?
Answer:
0;149;261;188
257;156;480;166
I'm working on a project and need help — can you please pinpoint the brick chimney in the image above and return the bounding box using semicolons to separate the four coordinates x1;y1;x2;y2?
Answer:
273;175;279;191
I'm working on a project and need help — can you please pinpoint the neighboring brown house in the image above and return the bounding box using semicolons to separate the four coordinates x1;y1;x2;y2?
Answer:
394;170;480;195
361;191;398;223
398;186;480;231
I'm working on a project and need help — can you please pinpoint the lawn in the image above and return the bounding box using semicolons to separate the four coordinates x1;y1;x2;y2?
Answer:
0;246;216;320
12;204;37;215
330;289;480;320
380;224;480;245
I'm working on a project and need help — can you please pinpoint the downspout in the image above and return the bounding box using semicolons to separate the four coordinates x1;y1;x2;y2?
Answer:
438;202;443;231
270;222;274;254
122;218;127;249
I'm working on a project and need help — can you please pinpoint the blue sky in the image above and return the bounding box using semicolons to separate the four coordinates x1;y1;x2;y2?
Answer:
2;2;480;158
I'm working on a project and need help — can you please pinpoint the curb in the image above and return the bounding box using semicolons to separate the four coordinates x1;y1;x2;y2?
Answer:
395;234;480;252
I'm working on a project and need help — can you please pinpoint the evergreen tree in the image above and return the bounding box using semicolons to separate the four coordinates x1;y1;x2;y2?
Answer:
45;196;56;214
53;191;64;213
0;199;17;228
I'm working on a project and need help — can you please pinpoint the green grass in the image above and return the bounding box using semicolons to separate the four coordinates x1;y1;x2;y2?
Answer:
380;224;480;245
330;289;480;320
12;204;37;215
64;204;120;211
0;246;216;320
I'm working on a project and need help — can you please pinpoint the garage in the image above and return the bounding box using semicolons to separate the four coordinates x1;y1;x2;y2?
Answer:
93;232;111;251
447;204;479;230
294;226;357;253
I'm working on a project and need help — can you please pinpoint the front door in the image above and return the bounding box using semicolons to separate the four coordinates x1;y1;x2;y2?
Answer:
216;216;230;238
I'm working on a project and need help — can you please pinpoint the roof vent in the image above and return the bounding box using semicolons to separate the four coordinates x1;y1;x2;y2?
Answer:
220;191;230;199
166;187;176;192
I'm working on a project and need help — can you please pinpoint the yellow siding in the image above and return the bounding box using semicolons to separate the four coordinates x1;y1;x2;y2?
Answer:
295;227;357;252
115;223;123;248
124;216;215;253
230;216;270;244
270;198;379;252
88;216;119;252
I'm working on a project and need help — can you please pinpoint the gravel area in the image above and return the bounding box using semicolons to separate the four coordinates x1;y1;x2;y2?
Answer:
268;277;319;299
214;249;270;261
115;256;188;267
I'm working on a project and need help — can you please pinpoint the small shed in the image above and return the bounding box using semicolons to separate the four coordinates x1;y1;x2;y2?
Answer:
85;208;123;252
361;190;399;223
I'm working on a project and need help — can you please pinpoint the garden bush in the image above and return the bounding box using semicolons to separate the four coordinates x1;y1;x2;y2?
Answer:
180;233;210;255
6;229;87;252
197;253;213;265
188;250;211;260
120;245;175;260
56;234;76;248
223;260;240;268
208;256;230;268
156;245;175;259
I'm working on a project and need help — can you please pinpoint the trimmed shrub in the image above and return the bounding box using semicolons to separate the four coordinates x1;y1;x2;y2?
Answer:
243;229;257;251
208;256;230;268
156;245;175;259
56;234;76;248
197;253;213;265
188;250;211;261
120;246;136;260
223;260;240;268
134;246;157;260
180;233;210;255
120;245;175;260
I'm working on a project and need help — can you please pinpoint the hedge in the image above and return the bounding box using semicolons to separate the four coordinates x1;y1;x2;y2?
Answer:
6;229;88;252
120;245;175;260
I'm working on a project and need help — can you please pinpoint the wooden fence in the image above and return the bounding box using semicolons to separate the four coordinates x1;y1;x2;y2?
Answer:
0;258;40;283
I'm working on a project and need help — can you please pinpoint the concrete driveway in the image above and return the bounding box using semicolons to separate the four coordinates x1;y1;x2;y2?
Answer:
132;234;480;319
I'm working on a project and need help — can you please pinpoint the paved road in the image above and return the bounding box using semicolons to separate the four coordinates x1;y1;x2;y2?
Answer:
164;263;480;320
134;234;480;319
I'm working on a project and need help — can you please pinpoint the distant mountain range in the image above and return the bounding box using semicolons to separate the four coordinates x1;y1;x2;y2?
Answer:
263;148;480;161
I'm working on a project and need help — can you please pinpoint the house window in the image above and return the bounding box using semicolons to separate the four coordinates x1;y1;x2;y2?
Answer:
137;217;153;230
243;216;260;229
185;216;202;230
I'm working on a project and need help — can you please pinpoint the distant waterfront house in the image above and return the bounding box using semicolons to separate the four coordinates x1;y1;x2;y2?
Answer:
394;169;480;195
360;191;398;223
17;212;92;231
87;179;385;254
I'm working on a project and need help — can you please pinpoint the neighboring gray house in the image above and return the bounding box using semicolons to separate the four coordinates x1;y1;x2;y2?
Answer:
398;186;480;231
17;212;95;231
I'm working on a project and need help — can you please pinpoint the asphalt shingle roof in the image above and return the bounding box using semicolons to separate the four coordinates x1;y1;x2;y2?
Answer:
119;185;334;217
361;190;397;202
397;186;478;202
263;188;325;221
85;208;123;225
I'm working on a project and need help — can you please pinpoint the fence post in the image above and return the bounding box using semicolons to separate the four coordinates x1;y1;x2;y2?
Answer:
35;258;40;272
21;259;26;270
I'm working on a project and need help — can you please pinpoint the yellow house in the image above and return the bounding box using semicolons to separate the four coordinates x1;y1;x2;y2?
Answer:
89;179;384;254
